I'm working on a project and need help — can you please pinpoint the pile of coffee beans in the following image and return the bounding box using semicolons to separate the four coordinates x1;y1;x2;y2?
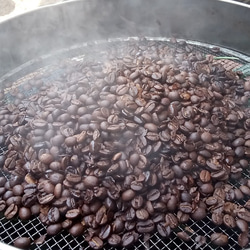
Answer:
0;38;250;249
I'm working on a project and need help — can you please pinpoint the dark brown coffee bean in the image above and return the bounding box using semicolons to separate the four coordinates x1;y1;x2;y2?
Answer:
13;184;24;196
165;213;178;228
195;235;207;249
13;237;31;249
180;159;193;171
4;203;18;219
200;183;214;195
62;219;73;229
136;208;149;220
99;224;111;240
18;207;32;220
48;207;60;223
177;211;190;223
157;222;171;237
65;136;77;147
177;231;191;242
130;181;143;191
179;202;192;213
136;220;155;233
89;236;103;249
199;170;211;183
47;223;62;236
121;232;136;247
39;153;54;165
236;219;249;232
131;195;144;209
96;206;108;225
237;209;250;222
223;214;236;228
69;223;85;237
38;193;55;205
49;173;64;185
205;196;218;206
212;212;223;226
0;200;6;212
147;189;160;201
122;189;136;201
65;209;81;219
240;185;250;196
234;188;244;200
210;232;228;246
166;195;178;211
108;234;121;246
201;131;212;143
238;232;249;248
191;207;206;221
112;218;124;234
83;176;99;188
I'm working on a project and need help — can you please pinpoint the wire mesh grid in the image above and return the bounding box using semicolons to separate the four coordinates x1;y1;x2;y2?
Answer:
0;38;249;249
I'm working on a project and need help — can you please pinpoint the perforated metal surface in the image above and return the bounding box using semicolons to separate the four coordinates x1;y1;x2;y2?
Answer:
0;38;249;250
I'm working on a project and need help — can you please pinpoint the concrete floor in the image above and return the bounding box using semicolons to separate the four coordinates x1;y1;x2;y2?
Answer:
0;0;66;21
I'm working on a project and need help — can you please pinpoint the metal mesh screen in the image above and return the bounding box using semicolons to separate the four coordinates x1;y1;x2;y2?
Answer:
0;37;249;250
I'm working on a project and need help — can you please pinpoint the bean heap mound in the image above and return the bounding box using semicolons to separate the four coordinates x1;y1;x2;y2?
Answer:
0;39;250;249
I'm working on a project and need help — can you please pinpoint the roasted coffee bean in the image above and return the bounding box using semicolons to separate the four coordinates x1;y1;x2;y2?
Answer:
69;223;85;237
108;234;121;246
125;207;136;221
205;196;218;206
165;213;178;228
13;237;31;249
238;232;249;248
210;232;228;246
179;202;192;213
240;185;250;196
234;188;244;200
18;207;32;220
99;224;111;240
195;235;206;249
199;170;211;183
49;173;64;185
0;200;6;212
236;219;249;232
237;209;250;222
131;195;144;209
89;236;103;249
180;159;193;171
200;183;214;195
112;218;125;234
66;209;81;219
201;131;212;143
122;189;136;201
212;212;223;226
157;222;171;237
48;207;60;223
62;219;73;229
83;176;99;188
177;211;190;223
177;231;191;242
223;214;236;228
136;220;155;233
147;189;160;201
39;153;54;165
136;208;149;220
191;207;206;221
13;184;24;196
124;221;135;231
4;204;18;219
47;223;62;236
121;232;136;247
